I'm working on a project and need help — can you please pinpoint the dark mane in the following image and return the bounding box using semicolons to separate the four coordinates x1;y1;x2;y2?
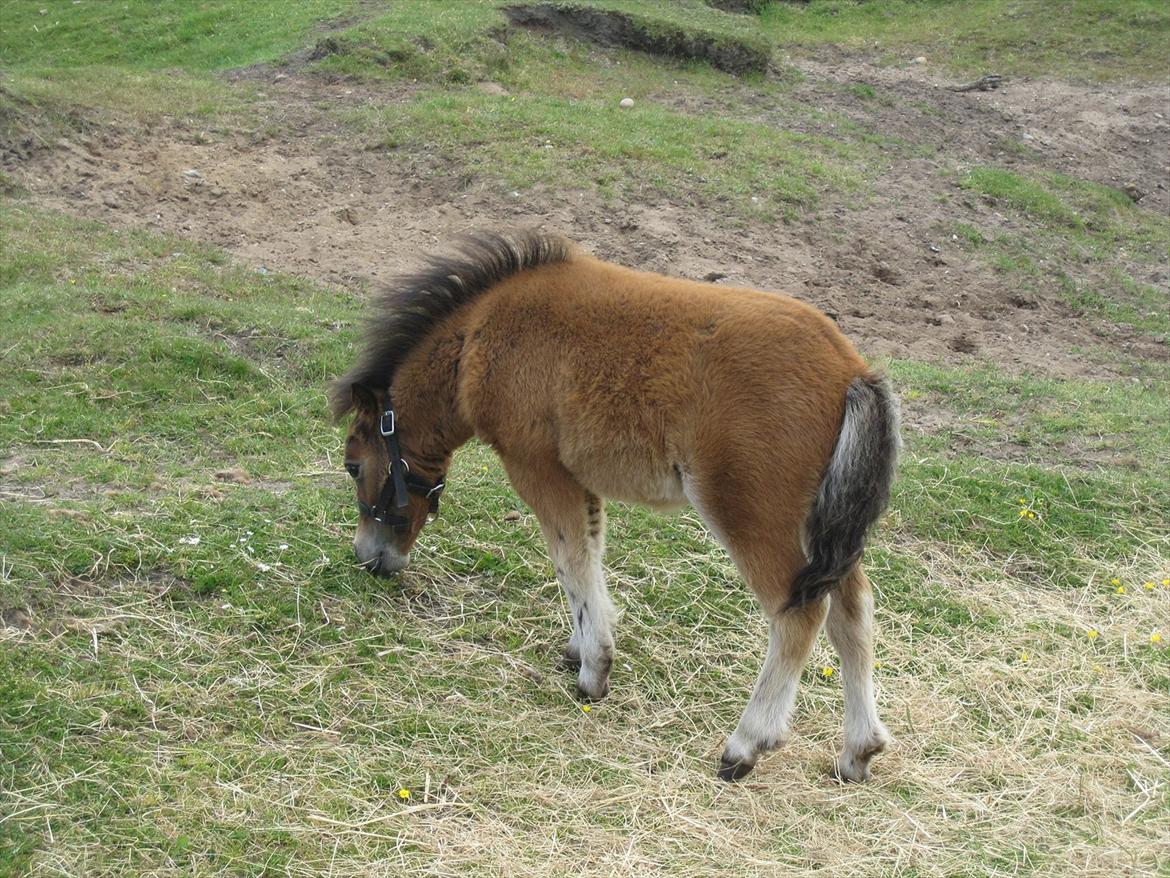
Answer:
330;229;574;419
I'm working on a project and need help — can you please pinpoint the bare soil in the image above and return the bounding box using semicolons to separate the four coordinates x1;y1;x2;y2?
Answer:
8;55;1169;381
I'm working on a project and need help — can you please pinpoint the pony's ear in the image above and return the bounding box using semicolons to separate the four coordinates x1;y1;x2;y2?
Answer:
328;377;379;421
351;382;379;414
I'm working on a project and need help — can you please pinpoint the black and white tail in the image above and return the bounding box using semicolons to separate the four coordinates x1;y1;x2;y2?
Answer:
786;374;900;611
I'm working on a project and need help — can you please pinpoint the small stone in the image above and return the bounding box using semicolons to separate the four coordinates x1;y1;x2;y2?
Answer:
1122;184;1144;203
912;56;927;65
274;73;288;82
619;97;635;109
503;510;522;522
214;467;252;485
937;313;955;325
181;168;203;181
703;271;728;283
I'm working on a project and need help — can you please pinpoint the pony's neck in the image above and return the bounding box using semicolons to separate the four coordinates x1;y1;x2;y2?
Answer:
390;312;473;475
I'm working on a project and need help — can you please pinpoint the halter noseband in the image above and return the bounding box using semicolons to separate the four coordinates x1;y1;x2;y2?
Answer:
357;397;446;531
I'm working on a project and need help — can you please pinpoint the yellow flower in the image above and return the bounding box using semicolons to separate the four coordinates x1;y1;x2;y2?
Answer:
1152;632;1163;644
397;788;411;801
821;666;835;678
1162;578;1169;587
1027;511;1036;519
1018;652;1030;663
1115;585;1126;595
1018;498;1027;505
1145;581;1155;590
874;661;883;670
1110;578;1120;586
1018;509;1028;518
1086;629;1099;640
1092;663;1103;673
580;705;591;713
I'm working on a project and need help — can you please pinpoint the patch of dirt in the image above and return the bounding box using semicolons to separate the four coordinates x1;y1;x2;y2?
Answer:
1;607;33;631
214;467;253;485
6;60;1168;398
792;51;1170;216
502;4;768;75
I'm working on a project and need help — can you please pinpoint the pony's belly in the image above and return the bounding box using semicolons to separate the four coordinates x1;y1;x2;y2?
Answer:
574;461;688;511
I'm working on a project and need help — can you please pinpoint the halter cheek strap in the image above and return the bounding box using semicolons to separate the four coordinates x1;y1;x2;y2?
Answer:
357;399;446;530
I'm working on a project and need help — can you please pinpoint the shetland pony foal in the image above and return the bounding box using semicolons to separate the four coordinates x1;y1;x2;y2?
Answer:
331;231;899;782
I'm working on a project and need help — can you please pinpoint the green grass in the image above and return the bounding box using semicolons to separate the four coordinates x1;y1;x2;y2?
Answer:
0;0;358;127
353;89;866;212
954;167;1170;339
479;0;1170;83
2;201;1168;878
757;0;1170;82
0;0;357;70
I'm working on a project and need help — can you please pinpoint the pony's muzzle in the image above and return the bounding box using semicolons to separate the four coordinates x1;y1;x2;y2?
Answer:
354;534;410;577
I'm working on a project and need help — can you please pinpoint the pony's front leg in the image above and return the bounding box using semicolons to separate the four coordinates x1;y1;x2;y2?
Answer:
501;457;615;699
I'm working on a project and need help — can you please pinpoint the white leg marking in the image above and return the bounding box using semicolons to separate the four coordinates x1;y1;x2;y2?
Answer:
722;602;828;775
825;586;889;781
549;503;614;699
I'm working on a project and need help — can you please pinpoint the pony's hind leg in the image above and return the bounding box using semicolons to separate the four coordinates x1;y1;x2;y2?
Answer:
684;473;827;780
719;598;828;781
501;457;615;699
825;565;889;781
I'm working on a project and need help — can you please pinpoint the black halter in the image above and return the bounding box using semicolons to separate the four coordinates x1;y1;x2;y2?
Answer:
357;399;446;531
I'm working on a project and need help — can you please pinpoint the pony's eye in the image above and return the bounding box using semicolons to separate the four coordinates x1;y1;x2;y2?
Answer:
345;463;360;479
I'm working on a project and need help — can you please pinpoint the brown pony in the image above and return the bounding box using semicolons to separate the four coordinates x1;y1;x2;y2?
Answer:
330;231;899;782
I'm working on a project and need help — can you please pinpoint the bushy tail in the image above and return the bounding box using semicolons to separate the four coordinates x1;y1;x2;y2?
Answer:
785;373;900;611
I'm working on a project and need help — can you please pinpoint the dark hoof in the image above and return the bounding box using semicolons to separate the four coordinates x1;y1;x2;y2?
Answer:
830;761;870;784
717;756;755;782
831;740;886;783
575;678;609;701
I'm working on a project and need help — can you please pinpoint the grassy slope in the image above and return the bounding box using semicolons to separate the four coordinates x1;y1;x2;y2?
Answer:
758;0;1170;82
2;1;1169;876
0;0;355;124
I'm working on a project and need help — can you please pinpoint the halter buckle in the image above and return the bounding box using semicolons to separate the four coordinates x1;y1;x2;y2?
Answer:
379;409;396;436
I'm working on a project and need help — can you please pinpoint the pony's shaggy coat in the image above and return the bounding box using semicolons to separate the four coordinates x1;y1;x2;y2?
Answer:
334;230;899;781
